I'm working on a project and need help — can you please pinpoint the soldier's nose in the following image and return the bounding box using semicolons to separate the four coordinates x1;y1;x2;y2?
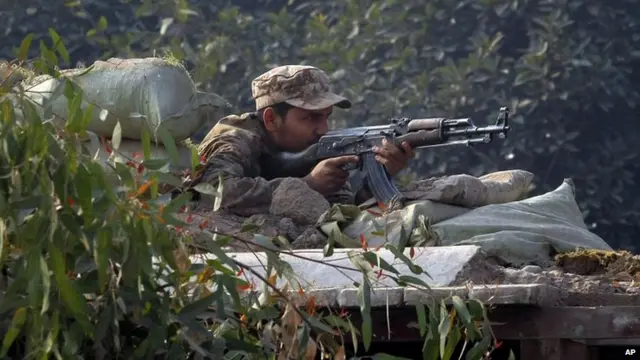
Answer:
317;122;329;136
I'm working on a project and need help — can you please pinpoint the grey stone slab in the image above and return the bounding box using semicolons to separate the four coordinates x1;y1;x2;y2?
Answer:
189;245;483;292
338;287;404;308
469;284;561;306
405;284;560;306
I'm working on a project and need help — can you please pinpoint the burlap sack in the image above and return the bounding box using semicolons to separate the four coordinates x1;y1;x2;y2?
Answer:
16;57;229;144
401;169;534;208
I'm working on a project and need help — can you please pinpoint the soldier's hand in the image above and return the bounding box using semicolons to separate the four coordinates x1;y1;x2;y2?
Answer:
372;138;415;177
304;155;360;196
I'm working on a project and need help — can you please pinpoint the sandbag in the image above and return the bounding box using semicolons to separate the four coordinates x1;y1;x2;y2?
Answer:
432;179;612;266
331;178;612;267
18;57;230;144
400;169;534;207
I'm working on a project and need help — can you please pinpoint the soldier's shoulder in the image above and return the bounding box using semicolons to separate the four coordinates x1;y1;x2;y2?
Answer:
216;112;260;130
208;112;262;138
198;112;264;155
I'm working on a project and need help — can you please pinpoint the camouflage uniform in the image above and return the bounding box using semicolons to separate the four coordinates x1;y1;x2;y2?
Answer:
193;65;357;216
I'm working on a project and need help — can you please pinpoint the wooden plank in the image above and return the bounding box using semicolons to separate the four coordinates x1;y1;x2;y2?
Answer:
520;340;598;360
343;305;640;342
489;305;640;340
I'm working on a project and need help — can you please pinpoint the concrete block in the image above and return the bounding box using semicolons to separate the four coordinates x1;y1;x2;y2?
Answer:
338;287;404;308
405;284;561;307
404;287;470;306
189;245;482;294
469;283;561;306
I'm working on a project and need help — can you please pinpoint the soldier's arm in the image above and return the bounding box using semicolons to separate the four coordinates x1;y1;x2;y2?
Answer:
191;131;291;216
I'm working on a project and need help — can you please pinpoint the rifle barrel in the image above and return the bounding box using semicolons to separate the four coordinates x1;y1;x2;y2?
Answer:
445;125;509;137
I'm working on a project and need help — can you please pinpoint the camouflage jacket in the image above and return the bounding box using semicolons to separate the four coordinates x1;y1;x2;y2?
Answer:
192;112;356;216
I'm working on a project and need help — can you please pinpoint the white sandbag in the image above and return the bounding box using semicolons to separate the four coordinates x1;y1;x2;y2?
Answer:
400;169;534;207
432;179;612;266
19;57;229;144
328;178;611;267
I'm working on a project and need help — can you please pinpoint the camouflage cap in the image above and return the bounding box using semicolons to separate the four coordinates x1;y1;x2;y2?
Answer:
251;65;352;111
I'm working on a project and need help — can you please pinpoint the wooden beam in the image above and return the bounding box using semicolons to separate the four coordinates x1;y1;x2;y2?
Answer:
520;340;599;360
342;305;640;342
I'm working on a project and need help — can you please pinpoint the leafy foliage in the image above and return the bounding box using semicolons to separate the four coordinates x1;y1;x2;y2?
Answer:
0;30;511;359
3;0;636;250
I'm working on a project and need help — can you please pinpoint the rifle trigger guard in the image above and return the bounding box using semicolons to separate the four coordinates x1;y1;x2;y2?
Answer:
340;162;359;171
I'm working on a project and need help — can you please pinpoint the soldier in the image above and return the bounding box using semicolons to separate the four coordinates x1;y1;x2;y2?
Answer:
192;65;415;215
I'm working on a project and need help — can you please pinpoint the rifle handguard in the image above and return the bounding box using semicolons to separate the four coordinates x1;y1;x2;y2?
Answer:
396;129;442;147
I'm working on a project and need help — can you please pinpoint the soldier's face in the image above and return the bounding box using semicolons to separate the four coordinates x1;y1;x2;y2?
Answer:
274;106;332;151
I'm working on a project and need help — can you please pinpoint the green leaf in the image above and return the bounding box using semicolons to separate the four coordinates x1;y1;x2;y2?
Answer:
249;306;280;322
205;259;236;276
302;312;337;334
40;256;51;314
213;173;224;211
348;251;373;274
193;182;221;197
396;275;430;289
467;299;486;321
384;244;422;274
415;303;427;337
179;293;217;321
323;232;335;257
17;33;34;61
163;192;191;215
48;28;70;64
443;326;461;360
94;227;111;291
82;103;95;129
361;251;400;274
0;220;5;268
422;320;439;360
112;162;135;187
297;323;311;358
190;145;200;173
142;158;168;170
451;295;481;341
152;171;183;187
339;317;356;355
74;165;93;216
371;354;413;360
358;277;373;351
49;244;92;333
141;127;152;160
465;334;492;360
157;126;179;165
111;121;122;150
0;307;28;357
438;302;450;358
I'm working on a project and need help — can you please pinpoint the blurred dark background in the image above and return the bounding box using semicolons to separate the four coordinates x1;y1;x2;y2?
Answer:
2;0;638;251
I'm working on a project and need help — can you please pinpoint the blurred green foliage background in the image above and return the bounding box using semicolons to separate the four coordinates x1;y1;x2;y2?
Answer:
2;0;639;251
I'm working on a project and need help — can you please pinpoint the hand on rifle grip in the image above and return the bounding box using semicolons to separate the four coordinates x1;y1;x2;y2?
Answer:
304;155;359;196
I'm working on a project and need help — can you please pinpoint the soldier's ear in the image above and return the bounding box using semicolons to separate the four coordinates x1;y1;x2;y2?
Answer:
262;107;281;132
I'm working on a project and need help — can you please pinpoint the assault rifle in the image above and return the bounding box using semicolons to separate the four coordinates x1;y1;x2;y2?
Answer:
262;107;510;210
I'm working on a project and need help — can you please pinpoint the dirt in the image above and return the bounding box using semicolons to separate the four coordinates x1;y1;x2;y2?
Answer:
554;249;640;277
450;249;640;307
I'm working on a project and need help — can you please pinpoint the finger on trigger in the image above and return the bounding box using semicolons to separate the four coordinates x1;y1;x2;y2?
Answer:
402;142;415;157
